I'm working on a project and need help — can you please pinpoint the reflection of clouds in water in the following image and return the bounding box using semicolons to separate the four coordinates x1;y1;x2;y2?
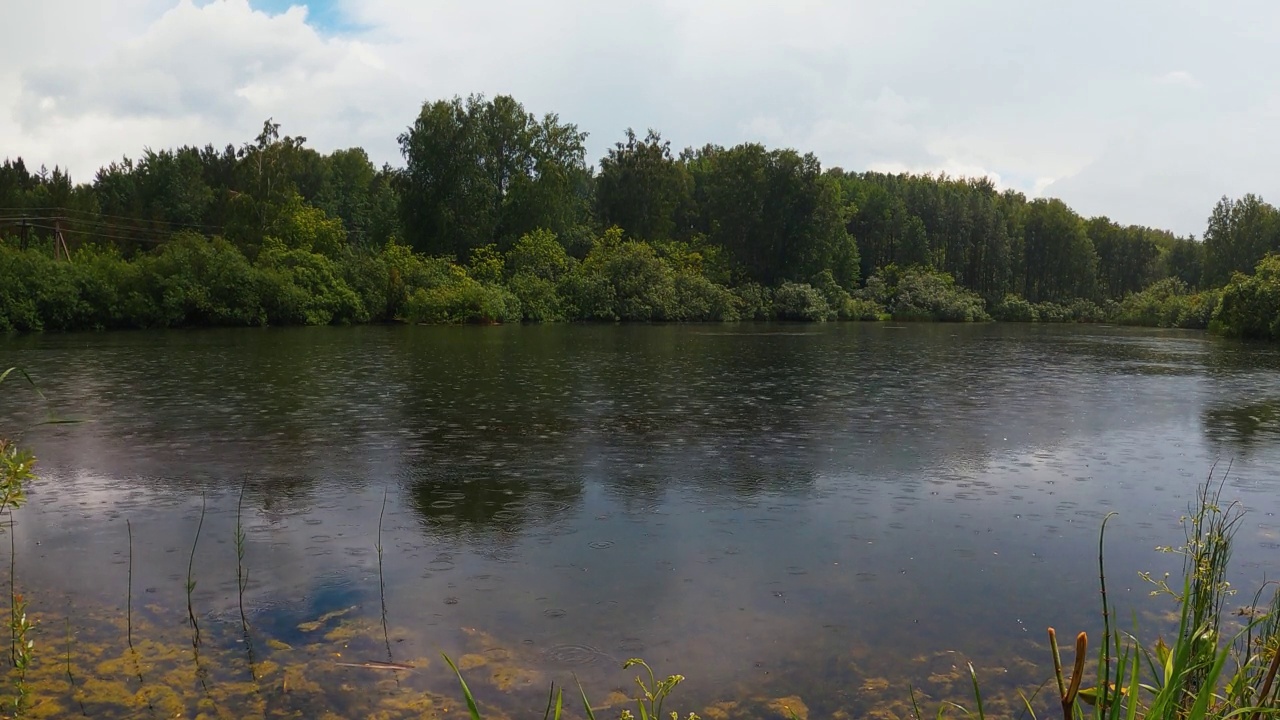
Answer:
4;324;1280;713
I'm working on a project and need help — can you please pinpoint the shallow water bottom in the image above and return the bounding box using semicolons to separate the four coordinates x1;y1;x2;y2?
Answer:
9;597;1072;720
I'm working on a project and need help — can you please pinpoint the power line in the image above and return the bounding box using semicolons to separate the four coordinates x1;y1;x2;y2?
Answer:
23;221;174;246
6;219;184;245
1;215;185;240
0;206;226;233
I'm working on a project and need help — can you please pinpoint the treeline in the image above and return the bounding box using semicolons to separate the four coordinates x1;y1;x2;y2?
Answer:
2;94;1280;336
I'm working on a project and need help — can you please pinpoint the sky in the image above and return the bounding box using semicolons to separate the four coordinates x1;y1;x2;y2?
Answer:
2;0;1278;237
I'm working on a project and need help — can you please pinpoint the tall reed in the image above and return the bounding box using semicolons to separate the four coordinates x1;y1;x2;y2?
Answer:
941;473;1280;720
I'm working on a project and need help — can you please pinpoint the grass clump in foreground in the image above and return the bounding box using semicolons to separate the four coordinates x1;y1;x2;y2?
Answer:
445;654;700;720
446;472;1278;720
921;472;1279;720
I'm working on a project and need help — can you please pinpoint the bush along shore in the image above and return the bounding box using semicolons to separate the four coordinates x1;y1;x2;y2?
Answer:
2;228;1278;334
6;94;1280;338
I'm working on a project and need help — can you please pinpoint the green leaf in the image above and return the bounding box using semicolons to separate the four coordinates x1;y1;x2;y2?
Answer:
574;675;597;720
442;653;483;720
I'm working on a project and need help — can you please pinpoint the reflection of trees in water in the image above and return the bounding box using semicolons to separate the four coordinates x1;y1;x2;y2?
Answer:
1199;339;1280;455
1203;398;1280;451
14;323;1249;535
406;468;584;540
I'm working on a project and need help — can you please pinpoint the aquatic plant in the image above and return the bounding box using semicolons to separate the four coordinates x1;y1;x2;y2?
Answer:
911;471;1280;720
444;653;700;720
1;368;40;715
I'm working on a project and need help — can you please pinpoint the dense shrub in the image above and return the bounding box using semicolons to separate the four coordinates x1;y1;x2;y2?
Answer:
342;241;454;322
990;294;1038;322
508;273;566;322
1067;298;1110;323
1115;278;1220;330
1033;300;1104;323
810;269;882;320
773;282;833;321
1212;255;1280;338
7;224;1242;333
1032;302;1072;323
732;283;773;321
862;265;990;322
255;238;363;325
401;264;521;324
670;271;740;321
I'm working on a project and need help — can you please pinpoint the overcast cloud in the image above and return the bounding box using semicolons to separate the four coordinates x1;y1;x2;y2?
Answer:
2;0;1278;236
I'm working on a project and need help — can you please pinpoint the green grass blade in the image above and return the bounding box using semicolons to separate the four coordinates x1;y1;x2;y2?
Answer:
1188;630;1237;720
968;663;986;720
543;683;556;720
1017;690;1038;720
574;674;597;720
0;367;44;399
1106;639;1129;720
1124;644;1141;720
442;653;483;720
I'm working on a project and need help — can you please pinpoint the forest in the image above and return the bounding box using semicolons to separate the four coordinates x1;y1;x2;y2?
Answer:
2;93;1280;337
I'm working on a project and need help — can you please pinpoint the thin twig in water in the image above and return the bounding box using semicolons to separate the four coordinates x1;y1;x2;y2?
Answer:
65;609;87;716
236;479;258;681
8;515;15;667
186;492;206;647
377;487;393;664
236;480;249;634
126;518;133;649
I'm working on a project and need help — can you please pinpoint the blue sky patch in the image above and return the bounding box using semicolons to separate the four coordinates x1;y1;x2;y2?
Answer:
248;0;352;33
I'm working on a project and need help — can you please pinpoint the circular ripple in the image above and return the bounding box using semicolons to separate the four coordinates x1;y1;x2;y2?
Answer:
543;608;567;619
508;499;572;515
617;637;645;653
544;644;607;665
588;541;614;550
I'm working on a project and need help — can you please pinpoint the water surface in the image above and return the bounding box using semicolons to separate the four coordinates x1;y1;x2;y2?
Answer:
2;323;1279;718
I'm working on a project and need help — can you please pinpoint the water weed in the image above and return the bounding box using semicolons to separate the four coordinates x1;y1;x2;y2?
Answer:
916;471;1280;720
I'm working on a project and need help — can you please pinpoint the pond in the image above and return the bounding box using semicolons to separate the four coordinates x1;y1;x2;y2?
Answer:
1;323;1279;718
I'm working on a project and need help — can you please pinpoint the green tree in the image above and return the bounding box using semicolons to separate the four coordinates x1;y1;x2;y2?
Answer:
1087;217;1161;300
596;129;693;242
1021;199;1098;302
396;94;589;260
314;148;400;248
1202;194;1279;286
1160;236;1205;289
690;144;858;288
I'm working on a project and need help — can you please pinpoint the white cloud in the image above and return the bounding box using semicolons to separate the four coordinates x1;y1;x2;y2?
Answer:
1157;70;1202;89
1;0;1279;235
